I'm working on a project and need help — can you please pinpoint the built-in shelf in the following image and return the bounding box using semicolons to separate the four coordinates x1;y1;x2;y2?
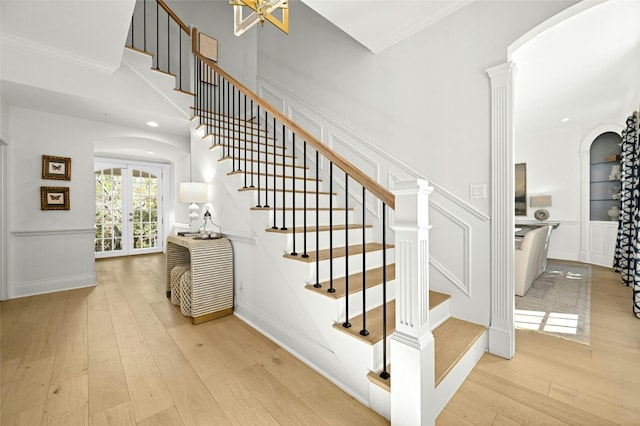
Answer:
589;132;622;221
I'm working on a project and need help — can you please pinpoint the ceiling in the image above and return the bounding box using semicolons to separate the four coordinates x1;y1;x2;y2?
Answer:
301;0;473;54
512;0;640;135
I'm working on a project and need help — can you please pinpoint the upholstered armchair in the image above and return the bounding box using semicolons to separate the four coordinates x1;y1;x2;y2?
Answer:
514;225;552;296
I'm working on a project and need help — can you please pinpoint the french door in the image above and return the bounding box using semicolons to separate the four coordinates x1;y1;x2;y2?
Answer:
94;160;164;258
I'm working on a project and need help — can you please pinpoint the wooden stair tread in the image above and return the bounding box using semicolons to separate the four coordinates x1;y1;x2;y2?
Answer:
367;315;483;391
332;300;395;346
265;224;371;234
125;45;152;57
174;88;195;96
191;107;259;124
306;264;395;299
239;187;335;196
433;317;485;386
284;242;393;263
430;290;451;309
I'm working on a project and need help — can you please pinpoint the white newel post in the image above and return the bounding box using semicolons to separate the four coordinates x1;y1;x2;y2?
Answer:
390;179;435;426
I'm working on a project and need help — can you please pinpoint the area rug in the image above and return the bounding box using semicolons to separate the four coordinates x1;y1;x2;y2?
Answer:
515;260;591;345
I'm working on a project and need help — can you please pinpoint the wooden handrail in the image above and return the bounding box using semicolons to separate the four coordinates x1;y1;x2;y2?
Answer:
157;0;189;34
190;28;395;210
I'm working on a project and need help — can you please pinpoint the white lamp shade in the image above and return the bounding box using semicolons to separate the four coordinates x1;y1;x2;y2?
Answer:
530;195;551;208
179;182;208;203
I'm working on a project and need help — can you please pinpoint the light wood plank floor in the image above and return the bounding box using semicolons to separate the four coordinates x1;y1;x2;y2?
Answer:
1;255;638;425
438;260;640;425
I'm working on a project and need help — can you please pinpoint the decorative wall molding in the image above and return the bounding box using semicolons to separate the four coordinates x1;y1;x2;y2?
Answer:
11;228;95;237
429;202;471;297
256;77;489;222
1;32;116;73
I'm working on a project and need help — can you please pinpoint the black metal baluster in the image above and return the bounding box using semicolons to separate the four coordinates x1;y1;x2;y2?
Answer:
207;66;211;138
167;12;170;74
380;203;389;380
360;187;369;336
256;105;261;207
272;117;277;230
155;0;159;70
226;80;230;158
243;94;247;188
343;174;351;328
314;150;320;288
236;88;241;172
328;162;335;293
130;16;134;47
302;141;308;258
143;0;146;52
250;100;255;188
231;86;236;172
263;110;269;208
281;124;287;230
178;31;182;90
291;134;297;255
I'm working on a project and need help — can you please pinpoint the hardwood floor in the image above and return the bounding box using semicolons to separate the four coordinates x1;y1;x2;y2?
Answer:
1;255;638;425
0;254;388;425
437;261;640;425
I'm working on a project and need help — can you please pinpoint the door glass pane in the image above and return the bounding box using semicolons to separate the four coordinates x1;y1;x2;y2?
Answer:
131;168;159;251
95;168;124;254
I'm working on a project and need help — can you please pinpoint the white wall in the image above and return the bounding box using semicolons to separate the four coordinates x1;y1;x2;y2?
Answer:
256;0;574;216
5;107;189;298
166;0;258;92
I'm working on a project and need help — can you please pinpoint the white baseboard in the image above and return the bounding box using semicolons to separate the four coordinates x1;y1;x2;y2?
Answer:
10;273;96;298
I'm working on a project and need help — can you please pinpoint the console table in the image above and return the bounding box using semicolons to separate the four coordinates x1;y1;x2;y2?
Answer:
166;235;233;324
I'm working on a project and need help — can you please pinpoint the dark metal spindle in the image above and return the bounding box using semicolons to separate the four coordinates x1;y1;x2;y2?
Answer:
143;0;146;52
250;100;255;187
178;31;182;90
263;110;269;208
281;124;287;230
167;13;170;74
343;174;351;328
130;16;134;47
155;0;159;70
328;162;335;293
231;86;236;172
236;88;241;171
314;150;320;288
256;105;262;207
360;187;369;337
301;142;308;258
380;203;390;380
243;94;247;188
290;134;297;255
272;117;277;229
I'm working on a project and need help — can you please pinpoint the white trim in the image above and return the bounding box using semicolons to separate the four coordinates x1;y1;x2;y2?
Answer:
487;61;515;359
11;228;94;237
0;141;8;301
10;274;96;299
1;32;116;74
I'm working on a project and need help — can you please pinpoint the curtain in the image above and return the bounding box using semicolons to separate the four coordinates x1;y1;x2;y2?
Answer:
613;111;640;319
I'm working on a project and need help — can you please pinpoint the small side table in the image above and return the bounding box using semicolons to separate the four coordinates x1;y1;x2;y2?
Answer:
166;235;233;324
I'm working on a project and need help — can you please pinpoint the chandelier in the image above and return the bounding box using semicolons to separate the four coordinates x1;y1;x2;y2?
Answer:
229;0;289;36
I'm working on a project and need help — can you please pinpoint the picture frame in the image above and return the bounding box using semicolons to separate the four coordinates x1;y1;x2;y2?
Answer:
515;163;527;216
41;186;70;210
42;155;71;181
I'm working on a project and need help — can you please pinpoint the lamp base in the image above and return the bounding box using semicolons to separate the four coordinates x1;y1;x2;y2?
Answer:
534;209;550;222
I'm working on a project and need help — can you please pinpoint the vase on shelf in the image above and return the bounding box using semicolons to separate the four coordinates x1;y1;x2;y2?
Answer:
608;205;620;221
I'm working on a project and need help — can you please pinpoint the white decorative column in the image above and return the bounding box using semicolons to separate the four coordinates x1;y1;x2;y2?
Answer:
390;179;435;425
486;62;515;359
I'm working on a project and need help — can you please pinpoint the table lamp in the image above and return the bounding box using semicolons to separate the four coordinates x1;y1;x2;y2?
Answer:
530;195;552;222
178;182;208;233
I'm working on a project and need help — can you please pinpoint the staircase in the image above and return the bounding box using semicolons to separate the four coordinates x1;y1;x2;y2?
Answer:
123;4;488;423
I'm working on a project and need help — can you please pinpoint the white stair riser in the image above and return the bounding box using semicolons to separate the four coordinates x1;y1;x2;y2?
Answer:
241;190;336;209
227;174;321;192
280;228;374;253
335;280;396;323
303;250;395;283
202;128;277;144
255;209;354;227
221;162;307;178
214;151;298;168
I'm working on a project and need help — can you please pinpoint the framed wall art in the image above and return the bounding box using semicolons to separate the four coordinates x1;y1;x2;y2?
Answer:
42;155;71;180
41;186;70;210
515;163;526;216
